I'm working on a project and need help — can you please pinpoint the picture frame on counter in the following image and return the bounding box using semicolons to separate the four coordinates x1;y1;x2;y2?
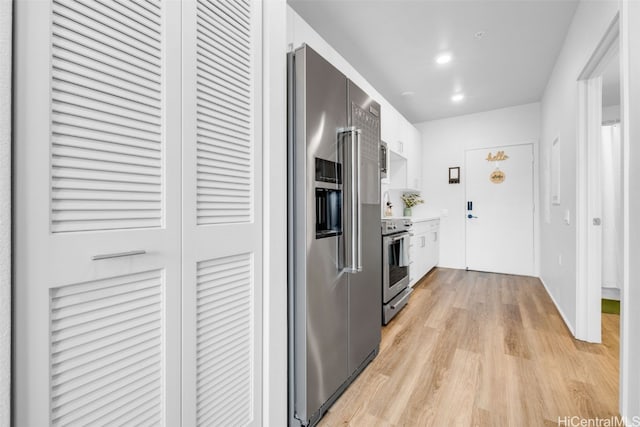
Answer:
449;166;460;184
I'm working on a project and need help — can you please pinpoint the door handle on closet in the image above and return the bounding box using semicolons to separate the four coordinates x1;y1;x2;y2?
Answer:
92;250;146;261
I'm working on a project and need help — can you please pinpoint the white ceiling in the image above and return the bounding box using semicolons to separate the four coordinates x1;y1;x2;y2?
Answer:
288;0;579;123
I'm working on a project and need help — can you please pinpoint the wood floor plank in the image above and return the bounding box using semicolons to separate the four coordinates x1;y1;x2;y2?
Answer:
317;268;620;427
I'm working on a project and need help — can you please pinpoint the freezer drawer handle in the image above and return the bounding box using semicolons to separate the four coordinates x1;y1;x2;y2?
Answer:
92;250;146;261
340;127;362;273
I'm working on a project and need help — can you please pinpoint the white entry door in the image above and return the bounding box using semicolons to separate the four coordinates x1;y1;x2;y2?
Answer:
465;144;534;276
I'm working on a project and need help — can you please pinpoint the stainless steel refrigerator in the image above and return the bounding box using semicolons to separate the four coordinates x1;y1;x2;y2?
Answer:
288;44;382;427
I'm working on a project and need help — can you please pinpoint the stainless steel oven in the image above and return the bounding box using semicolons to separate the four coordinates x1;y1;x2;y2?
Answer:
382;218;413;324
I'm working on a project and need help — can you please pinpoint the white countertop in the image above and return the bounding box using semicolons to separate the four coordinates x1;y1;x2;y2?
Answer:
382;215;440;222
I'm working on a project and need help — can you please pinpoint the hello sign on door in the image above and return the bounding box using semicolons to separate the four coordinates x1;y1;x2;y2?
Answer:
487;151;509;184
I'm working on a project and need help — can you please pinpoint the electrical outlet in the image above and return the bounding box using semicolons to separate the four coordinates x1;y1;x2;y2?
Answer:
558;254;562;265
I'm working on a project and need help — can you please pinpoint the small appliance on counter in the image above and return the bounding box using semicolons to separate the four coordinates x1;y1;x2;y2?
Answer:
381;218;413;324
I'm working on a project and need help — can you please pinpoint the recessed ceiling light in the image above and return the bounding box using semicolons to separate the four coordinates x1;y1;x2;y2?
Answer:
474;31;486;39
435;53;453;65
451;93;465;103
401;91;415;96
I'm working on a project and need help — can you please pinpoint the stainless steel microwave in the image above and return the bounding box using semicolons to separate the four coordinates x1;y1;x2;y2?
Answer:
380;141;388;179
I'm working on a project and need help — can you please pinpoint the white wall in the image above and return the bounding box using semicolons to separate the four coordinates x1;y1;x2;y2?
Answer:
415;103;541;271
621;0;640;419
539;0;619;334
287;5;417;159
0;1;11;425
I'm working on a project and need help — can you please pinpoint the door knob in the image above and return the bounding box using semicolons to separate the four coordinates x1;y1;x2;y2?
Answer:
593;218;601;226
467;214;478;219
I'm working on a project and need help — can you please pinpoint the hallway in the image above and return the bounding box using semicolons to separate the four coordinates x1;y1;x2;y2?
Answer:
319;268;620;426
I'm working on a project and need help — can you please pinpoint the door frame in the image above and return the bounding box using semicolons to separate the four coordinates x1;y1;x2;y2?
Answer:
464;142;537;276
576;14;619;344
0;1;11;424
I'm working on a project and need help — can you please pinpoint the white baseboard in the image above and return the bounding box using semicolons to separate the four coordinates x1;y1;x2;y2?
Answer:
539;276;576;336
602;287;621;301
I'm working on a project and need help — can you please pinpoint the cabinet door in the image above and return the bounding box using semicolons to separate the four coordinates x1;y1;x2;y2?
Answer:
15;1;181;424
381;104;396;145
407;126;423;190
425;222;439;272
181;0;263;425
395;115;408;157
409;235;418;286
432;227;440;267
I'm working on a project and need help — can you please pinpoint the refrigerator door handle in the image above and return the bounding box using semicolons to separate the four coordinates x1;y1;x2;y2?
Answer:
340;127;362;273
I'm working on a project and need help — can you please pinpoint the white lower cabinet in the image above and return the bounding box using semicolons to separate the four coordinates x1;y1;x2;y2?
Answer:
409;219;440;287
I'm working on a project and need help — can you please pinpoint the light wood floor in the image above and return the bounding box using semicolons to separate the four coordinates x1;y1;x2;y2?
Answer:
318;268;620;426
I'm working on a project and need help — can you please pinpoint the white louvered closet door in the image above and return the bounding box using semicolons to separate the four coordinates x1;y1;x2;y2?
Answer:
181;0;263;425
14;1;182;425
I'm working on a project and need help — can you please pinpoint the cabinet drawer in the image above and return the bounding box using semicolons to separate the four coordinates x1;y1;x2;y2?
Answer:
413;219;439;233
413;221;430;234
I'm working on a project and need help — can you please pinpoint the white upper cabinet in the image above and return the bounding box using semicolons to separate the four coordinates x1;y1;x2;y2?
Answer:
382;105;422;190
381;105;397;152
406;126;423;191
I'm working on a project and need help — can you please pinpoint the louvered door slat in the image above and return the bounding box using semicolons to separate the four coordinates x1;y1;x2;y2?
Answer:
52;30;161;81
52;338;160;394
52;353;161;410
54;1;160;59
196;0;253;225
197;22;250;66
53;103;160;135
75;0;161;40
52;155;161;177
52;192;160;205
52;124;161;152
50;270;163;426
197;1;250;44
52;134;161;159
52;46;161;93
52;69;160;107
52;145;161;168
53;82;161;121
195;254;253;425
198;127;250;149
52;0;163;233
109;0;160;26
53;180;160;196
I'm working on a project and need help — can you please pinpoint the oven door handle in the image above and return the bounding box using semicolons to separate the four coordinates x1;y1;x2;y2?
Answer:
391;233;409;243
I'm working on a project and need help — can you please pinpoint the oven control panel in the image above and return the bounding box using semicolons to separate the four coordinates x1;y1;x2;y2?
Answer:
381;219;413;236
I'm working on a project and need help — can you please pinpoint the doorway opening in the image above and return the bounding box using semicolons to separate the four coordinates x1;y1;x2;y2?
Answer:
576;14;621;345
